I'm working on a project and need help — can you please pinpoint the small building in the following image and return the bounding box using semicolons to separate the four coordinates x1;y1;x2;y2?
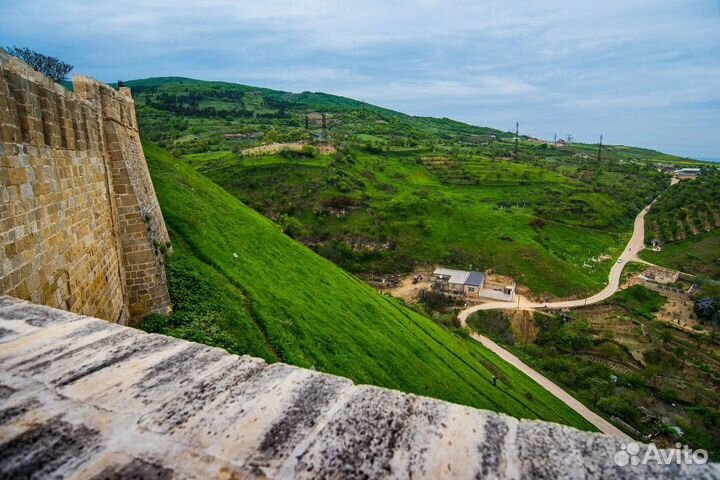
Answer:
640;266;680;285
432;267;515;301
480;275;517;302
649;239;663;251
432;268;477;295
673;167;701;179
464;271;485;296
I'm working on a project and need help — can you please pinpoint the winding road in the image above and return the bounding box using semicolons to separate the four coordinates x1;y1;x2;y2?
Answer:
456;191;673;439
459;200;653;321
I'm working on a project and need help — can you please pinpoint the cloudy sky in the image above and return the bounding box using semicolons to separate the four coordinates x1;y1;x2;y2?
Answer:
1;0;718;158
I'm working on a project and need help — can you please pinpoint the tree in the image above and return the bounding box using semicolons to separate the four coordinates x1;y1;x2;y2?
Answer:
5;46;73;83
695;297;716;321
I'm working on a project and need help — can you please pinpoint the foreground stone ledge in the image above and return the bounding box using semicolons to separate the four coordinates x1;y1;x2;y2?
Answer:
0;296;716;479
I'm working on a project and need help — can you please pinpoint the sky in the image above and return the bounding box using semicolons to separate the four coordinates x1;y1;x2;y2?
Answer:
1;0;718;159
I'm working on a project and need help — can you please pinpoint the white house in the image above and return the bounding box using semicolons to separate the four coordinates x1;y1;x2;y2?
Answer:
673;168;701;179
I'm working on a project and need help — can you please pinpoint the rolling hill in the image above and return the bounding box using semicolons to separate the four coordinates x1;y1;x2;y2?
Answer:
140;141;595;431
122;76;688;298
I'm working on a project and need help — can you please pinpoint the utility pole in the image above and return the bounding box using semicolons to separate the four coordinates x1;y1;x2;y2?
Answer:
553;132;557;143
321;113;327;140
597;134;603;162
514;122;519;158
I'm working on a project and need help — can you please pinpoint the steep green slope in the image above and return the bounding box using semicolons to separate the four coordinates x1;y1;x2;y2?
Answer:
141;142;594;430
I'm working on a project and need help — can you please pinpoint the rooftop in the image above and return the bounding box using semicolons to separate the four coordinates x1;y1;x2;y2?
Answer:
0;296;715;478
432;267;470;284
466;271;485;286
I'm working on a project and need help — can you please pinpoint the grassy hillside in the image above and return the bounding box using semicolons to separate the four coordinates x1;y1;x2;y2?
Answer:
140;142;594;430
197;146;668;298
124;77;687;298
642;170;720;279
640;230;720;280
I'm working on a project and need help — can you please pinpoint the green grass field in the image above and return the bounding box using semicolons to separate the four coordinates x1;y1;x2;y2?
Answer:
199;148;661;298
140;142;595;430
640;230;720;280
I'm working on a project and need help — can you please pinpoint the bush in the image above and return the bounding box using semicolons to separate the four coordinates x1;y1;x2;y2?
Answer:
277;214;306;239
6;45;73;82
417;289;462;313
279;145;316;159
467;310;515;345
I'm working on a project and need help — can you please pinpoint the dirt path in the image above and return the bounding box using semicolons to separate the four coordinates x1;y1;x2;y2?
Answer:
456;188;679;439
469;331;630;438
458;195;660;321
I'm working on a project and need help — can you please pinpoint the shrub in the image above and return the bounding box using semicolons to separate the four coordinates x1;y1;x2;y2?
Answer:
6;45;73;82
277;214;306;239
417;289;462;313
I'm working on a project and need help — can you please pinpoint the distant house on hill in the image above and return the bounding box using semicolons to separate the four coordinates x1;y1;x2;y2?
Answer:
649;239;663;251
674;167;701;179
432;267;515;301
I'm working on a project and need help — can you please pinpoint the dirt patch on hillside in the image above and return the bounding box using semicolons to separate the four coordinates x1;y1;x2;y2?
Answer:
509;310;538;344
387;274;432;302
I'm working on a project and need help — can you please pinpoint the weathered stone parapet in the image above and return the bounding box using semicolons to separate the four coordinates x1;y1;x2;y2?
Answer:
73;75;172;320
0;296;716;479
0;48;171;324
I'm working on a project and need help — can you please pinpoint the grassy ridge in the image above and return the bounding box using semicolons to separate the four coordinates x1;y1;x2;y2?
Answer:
141;142;594;430
201;148;656;297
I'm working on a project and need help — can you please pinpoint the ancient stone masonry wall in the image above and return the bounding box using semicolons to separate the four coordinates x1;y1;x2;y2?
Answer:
0;49;171;324
1;296;716;479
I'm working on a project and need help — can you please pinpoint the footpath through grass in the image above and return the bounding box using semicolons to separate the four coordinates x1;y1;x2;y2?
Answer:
140;142;595;431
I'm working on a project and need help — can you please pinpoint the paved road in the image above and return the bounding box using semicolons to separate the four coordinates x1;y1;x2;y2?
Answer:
456;194;667;439
469;331;630;438
458;200;654;321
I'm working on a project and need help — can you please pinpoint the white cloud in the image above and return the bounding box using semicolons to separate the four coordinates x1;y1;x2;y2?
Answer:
1;0;718;157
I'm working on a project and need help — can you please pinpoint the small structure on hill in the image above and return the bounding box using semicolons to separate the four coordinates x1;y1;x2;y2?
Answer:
649;239;664;251
432;267;516;301
673;167;701;179
640;266;680;285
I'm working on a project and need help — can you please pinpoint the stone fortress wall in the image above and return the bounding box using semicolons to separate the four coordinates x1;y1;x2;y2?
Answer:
0;49;171;324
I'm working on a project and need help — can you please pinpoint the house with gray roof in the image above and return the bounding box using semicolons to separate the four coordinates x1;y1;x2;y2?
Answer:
432;267;515;301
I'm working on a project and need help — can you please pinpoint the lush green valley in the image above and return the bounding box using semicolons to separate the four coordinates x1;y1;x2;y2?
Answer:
127;77;717;441
127;77;683;299
140;141;594;430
